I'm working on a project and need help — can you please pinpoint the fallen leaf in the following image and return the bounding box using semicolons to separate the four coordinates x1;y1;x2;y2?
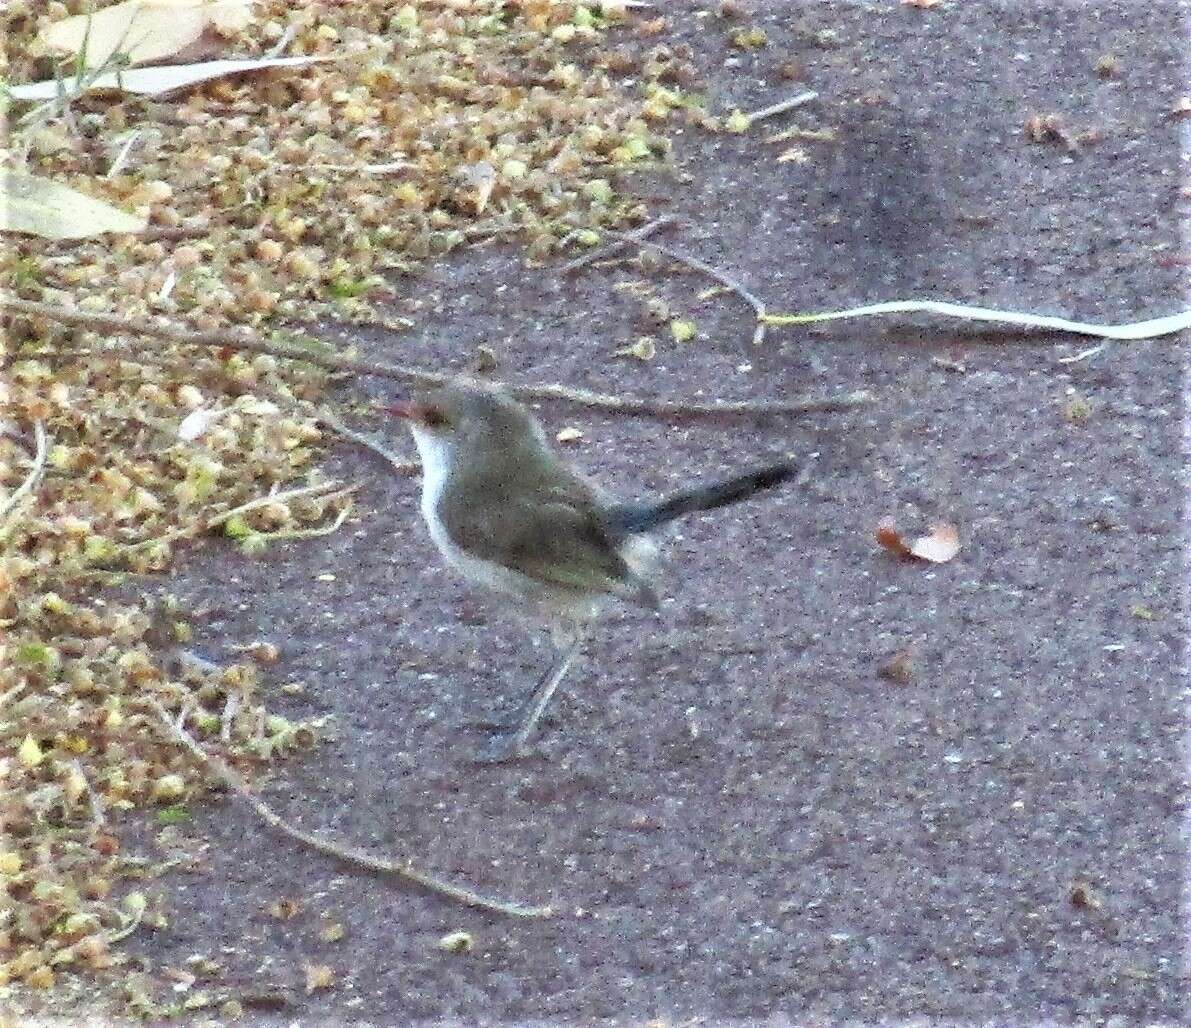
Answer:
1069;881;1102;910
874;516;911;558
875;518;960;563
39;0;253;70
303;963;334;993
1172;96;1191;118
669;319;697;343
775;146;810;164
1;171;146;240
437;931;473;954
901;0;940;8
319;921;345;943
613;337;656;361
18;734;44;768
555;427;584;443
177;407;227;442
908;523;960;563
878;647;915;684
724;109;751;133
456;161;496;214
10;56;333;101
269;898;300;921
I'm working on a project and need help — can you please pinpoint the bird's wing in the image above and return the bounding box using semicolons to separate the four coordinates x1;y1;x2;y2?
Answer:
440;472;653;603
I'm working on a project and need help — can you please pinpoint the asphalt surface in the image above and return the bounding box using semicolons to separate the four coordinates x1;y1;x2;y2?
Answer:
61;1;1191;1023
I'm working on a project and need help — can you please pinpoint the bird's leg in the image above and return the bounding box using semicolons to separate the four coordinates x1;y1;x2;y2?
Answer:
472;632;585;764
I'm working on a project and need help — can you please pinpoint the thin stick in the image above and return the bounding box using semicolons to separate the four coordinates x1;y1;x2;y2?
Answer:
744;90;818;124
2;295;870;420
311;407;421;475
117;480;348;555
605;231;770;347
0;419;49;539
145;698;552;918
557;216;677;275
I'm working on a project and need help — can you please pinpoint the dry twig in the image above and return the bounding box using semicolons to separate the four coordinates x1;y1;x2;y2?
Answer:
0;419;49;541
2;295;872;420
743;90;818;124
118;480;352;555
604;231;770;346
557;216;677;275
310;406;421;476
146;698;552;918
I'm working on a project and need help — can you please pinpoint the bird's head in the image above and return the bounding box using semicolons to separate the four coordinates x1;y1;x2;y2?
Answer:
388;379;546;470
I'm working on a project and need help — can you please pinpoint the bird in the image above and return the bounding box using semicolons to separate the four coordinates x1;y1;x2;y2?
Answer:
389;378;798;762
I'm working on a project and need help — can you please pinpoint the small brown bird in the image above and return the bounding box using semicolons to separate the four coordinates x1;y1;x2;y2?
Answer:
390;379;796;761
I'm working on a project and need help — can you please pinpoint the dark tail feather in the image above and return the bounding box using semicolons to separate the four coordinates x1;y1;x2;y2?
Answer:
606;462;797;537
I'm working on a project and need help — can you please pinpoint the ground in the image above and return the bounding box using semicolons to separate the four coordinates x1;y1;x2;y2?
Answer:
34;0;1191;1023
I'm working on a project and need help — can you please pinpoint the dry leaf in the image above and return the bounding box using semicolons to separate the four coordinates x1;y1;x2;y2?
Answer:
875;518;960;563
555;427;583;443
177;407;226;442
613;337;656;361
303;963;334;992
319;921;345;943
39;0;253;70
878;647;915;684
1;171;146;239
268;898;300;921
437;931;473;954
908;523;960;563
457;161;496;214
874;516;911;558
901;0;940;7
10;57;332;102
1171;96;1191;118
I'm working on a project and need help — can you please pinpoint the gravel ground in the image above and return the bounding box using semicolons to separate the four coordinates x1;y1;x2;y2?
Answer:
32;1;1190;1023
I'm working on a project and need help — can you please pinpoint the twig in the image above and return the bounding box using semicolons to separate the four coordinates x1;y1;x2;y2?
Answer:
220;691;240;744
118;480;347;555
743;90;818;124
2;295;871;420
0;683;27;708
145;698;552;918
0;419;49;540
1057;342;1109;364
557;216;677;275
605;231;770;347
310;407;421;475
259;499;354;541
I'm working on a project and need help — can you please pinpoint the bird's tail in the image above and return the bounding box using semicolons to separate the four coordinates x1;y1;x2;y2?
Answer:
606;461;797;537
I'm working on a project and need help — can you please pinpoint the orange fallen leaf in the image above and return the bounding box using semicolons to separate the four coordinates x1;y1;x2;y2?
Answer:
875;516;911;557
875;518;960;563
908;523;960;563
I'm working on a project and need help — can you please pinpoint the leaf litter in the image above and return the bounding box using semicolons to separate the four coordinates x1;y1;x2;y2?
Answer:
1;0;694;1013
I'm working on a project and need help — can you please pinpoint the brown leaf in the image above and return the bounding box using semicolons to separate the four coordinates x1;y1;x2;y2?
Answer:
268;898;300;921
908;523;960;564
874;516;911;557
303;963;335;993
879;647;916;684
875;518;960;564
